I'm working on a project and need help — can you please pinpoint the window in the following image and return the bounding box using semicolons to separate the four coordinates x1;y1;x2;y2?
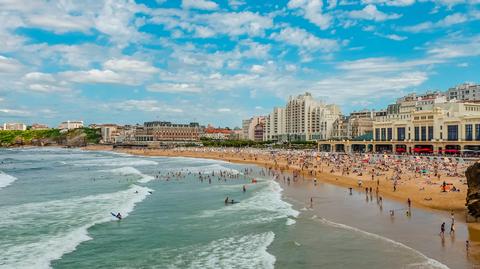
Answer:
428;126;433;141
447;125;458;141
381;128;386;141
387;128;392;141
421;126;427;141
397;127;405;141
414;126;420;141
466;124;473;141
476;124;480;141
375;128;380;141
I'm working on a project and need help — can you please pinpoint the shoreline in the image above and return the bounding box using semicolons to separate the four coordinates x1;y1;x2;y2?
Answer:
83;145;480;267
83;145;480;234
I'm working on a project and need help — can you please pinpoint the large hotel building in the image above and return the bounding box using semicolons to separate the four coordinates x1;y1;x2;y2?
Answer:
134;121;201;143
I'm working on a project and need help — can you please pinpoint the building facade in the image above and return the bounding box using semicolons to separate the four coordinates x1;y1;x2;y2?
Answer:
3;123;27;131
58;120;84;130
202;125;233;140
30;123;49;130
264;107;285;141
241;116;265;141
447;83;480;102
135;121;201;142
263;92;340;142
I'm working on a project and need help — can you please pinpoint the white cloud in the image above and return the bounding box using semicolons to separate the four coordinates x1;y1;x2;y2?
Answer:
311;71;428;102
287;0;332;30
147;83;202;93
250;64;265;73
61;69;136;85
26;14;92;34
361;0;415;6
218;108;231;112
0;108;32;117
104;58;158;74
197;12;273;37
401;13;469;33
93;0;150;47
0;56;23;73
109;100;184;113
270;27;338;53
425;34;480;59
336;57;442;73
182;0;218;10
21;72;72;93
374;32;407;41
348;4;402;21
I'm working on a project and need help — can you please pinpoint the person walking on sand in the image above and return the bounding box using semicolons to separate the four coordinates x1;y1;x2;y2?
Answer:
440;222;445;237
407;198;411;208
450;222;455;234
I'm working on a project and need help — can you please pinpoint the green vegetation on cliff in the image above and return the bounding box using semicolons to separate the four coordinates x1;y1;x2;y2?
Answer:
0;128;101;147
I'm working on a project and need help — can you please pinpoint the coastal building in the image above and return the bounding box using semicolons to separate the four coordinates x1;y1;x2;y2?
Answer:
264;107;285;141
254;121;265;142
319;87;480;154
30;123;49;130
97;124;119;144
446;83;480;102
331;115;349;140
202;125;233;140
230;128;243;140
58;120;84;130
241;116;266;141
134;121;201;142
263;92;341;142
3;122;27;131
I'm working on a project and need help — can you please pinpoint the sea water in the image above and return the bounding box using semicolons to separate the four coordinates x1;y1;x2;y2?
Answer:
0;148;448;268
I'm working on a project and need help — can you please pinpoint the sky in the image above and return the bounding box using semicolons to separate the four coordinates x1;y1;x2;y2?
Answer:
0;0;479;128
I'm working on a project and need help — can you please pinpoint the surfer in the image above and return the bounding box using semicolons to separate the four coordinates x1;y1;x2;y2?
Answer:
116;213;122;220
243;185;246;193
225;197;229;204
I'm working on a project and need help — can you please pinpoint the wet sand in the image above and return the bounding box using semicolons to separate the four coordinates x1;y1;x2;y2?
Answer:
278;175;479;268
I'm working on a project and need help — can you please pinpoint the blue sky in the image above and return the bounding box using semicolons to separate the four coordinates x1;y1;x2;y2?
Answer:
0;0;479;128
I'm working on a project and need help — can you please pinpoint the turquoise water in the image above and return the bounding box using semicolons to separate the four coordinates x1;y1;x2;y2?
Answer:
0;148;450;268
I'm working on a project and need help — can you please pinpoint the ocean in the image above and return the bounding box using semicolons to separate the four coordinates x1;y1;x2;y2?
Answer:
0;148;453;268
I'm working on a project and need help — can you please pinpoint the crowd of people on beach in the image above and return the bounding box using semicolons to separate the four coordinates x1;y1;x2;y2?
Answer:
121;146;475;253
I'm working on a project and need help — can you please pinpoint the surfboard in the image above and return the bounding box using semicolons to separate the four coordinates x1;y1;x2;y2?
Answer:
111;212;121;219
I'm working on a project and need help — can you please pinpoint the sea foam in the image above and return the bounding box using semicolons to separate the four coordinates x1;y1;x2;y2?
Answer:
198;179;299;225
171;232;276;269
70;157;158;167
0;184;152;269
0;171;17;190
105;167;155;183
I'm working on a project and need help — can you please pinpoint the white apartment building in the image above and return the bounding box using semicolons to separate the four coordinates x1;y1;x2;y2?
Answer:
447;83;480;102
263;92;341;142
3;122;27;131
58;120;84;130
264;107;285;141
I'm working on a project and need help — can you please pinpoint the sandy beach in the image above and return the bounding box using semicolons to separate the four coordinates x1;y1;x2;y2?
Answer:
84;144;480;267
87;146;469;212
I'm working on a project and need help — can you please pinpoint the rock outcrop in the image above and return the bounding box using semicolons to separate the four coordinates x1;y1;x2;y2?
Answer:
466;162;480;218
